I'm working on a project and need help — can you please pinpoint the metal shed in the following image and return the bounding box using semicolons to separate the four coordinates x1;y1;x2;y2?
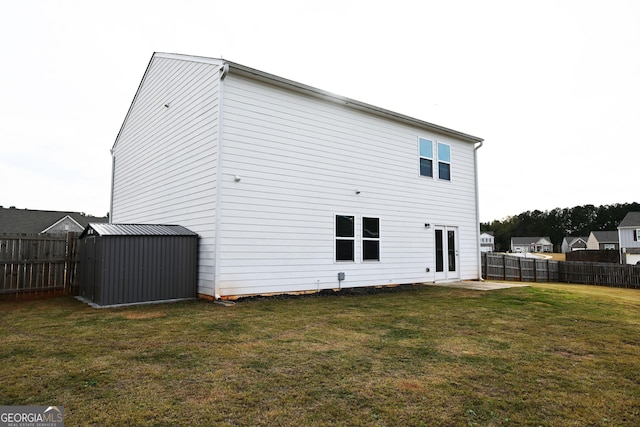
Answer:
78;223;198;307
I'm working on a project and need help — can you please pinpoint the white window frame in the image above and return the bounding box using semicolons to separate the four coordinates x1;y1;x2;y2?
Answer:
335;214;355;262
437;142;451;181
418;138;434;178
362;216;380;262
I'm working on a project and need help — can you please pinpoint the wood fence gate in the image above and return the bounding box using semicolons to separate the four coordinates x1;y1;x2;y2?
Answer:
0;233;79;299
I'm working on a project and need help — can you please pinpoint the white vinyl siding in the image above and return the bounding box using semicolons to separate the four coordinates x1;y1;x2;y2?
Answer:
619;228;640;249
110;54;482;298
110;56;220;295
214;73;479;296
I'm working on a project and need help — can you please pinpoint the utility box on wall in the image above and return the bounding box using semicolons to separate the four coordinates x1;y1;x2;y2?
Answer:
78;223;198;307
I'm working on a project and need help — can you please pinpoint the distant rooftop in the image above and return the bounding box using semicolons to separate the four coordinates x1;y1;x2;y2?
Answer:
0;207;108;235
618;212;640;228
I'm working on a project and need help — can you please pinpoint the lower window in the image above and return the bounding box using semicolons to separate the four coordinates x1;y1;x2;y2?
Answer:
362;217;380;261
335;215;355;261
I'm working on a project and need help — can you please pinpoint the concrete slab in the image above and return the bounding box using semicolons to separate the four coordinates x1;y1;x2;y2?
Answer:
427;281;529;291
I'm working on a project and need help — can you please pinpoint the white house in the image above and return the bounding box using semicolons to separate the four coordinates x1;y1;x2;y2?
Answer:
510;237;553;253
480;232;495;252
561;236;588;253
618;212;640;265
110;52;484;299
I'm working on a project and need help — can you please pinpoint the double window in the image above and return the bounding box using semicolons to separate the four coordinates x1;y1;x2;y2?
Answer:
335;215;380;262
419;138;451;181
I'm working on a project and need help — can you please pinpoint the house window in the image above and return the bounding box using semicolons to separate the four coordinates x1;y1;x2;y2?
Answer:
362;217;380;261
604;244;616;250
335;215;355;261
437;142;451;181
635;229;639;241
419;138;433;177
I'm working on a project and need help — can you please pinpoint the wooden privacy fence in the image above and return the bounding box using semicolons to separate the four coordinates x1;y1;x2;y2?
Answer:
482;253;640;289
483;253;560;283
560;261;640;288
0;233;80;299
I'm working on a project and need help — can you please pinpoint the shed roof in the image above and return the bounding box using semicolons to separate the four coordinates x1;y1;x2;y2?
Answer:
618;212;640;228
81;223;198;238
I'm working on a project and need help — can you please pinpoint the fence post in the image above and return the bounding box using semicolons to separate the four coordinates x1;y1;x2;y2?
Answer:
545;259;549;282
64;232;73;295
503;254;507;280
518;256;523;281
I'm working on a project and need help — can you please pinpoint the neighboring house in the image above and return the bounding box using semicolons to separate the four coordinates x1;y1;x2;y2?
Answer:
110;52;484;299
586;231;619;250
561;236;588;253
617;211;640;265
480;232;495;252
0;206;107;236
510;237;553;253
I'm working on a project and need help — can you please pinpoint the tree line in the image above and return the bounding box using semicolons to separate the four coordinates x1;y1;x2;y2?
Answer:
481;202;640;252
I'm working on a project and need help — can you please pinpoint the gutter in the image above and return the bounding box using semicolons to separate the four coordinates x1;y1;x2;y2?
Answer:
474;141;484;281
109;150;115;224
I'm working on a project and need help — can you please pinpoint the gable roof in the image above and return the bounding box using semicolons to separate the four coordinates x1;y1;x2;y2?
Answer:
511;237;552;246
0;207;108;235
113;52;484;152
590;231;619;243
562;236;588;245
618;212;640;228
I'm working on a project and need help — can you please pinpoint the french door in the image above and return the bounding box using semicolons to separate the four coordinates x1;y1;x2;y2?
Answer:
434;226;459;281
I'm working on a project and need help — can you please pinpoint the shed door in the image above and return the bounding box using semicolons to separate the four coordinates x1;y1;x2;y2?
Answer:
434;226;459;281
82;236;97;302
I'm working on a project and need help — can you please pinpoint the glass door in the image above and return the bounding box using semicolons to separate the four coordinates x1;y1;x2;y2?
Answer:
434;226;459;281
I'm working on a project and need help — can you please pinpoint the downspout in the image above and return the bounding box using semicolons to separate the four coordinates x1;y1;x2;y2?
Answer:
474;140;484;281
109;149;115;224
213;63;229;299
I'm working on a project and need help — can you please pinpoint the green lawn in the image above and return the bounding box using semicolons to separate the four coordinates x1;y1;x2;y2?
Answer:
1;283;639;426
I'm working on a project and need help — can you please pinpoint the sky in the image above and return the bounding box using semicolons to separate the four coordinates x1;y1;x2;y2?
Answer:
1;0;639;222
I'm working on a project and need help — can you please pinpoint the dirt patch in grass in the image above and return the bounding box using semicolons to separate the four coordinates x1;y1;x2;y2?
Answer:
1;285;640;426
120;311;167;320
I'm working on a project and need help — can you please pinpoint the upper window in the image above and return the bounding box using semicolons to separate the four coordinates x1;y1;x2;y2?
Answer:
335;215;355;261
419;138;433;177
362;217;380;261
437;142;451;181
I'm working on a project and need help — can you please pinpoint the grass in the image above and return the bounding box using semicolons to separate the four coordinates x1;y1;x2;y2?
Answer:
536;252;566;261
1;284;640;426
